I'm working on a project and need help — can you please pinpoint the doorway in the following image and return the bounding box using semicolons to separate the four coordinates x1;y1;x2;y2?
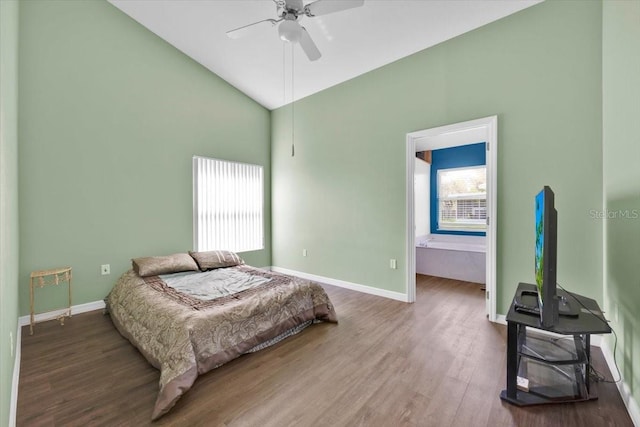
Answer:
405;116;497;321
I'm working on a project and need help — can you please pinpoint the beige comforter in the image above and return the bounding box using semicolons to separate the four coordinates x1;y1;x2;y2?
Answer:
106;266;337;420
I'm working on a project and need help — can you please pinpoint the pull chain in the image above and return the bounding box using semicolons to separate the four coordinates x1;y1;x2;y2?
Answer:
291;43;295;157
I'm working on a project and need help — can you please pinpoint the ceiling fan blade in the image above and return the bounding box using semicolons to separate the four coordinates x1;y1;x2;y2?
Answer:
299;27;321;61
226;19;279;39
304;0;364;17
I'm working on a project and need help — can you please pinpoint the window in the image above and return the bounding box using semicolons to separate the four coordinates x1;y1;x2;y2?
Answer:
437;166;486;232
193;156;263;252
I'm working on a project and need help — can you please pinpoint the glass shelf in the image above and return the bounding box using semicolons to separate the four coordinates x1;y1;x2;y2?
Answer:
518;332;586;364
517;357;587;401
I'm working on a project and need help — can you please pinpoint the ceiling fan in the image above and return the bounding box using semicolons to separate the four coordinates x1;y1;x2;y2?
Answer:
226;0;365;61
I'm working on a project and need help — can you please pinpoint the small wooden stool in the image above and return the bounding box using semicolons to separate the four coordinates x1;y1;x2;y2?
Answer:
29;267;72;335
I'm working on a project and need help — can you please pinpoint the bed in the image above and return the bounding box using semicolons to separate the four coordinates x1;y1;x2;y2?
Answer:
105;251;337;421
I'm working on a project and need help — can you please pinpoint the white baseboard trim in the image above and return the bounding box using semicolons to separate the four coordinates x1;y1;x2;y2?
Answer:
601;340;640;427
494;314;603;347
9;324;21;427
18;299;106;327
270;266;409;302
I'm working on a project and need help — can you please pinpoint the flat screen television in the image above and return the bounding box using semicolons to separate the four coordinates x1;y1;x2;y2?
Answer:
535;186;559;327
514;186;579;324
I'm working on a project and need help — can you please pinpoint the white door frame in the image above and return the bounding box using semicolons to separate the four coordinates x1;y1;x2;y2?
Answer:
405;116;498;322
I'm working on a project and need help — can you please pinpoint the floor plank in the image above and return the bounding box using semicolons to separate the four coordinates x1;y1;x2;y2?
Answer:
17;275;633;426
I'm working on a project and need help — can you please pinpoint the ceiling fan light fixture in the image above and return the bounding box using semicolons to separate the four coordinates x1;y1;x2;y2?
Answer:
278;20;302;43
227;0;365;61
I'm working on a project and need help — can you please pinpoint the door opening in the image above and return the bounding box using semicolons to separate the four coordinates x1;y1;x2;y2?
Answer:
406;116;498;321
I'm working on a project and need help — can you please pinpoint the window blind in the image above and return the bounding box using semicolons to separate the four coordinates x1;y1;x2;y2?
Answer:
437;166;487;231
193;156;263;252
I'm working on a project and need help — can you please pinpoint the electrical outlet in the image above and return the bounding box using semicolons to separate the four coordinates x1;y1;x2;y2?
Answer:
101;264;111;275
302;249;307;257
390;259;397;269
10;332;13;357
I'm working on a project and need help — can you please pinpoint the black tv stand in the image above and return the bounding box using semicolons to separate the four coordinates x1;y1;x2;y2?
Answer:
514;288;580;318
500;283;611;406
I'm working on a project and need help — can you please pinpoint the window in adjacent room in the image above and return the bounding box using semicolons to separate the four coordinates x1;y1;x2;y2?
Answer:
193;156;264;252
437;166;487;232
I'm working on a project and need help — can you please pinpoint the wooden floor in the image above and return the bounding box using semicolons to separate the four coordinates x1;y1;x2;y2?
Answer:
18;275;632;427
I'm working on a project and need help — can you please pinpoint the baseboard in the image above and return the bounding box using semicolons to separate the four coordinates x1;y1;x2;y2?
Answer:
9;324;21;427
494;314;603;347
601;340;640;427
18;299;106;327
270;266;409;302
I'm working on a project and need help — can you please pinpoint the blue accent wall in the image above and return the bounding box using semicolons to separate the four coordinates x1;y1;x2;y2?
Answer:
430;142;486;236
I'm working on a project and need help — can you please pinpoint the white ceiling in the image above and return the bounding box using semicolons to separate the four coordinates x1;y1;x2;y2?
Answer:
109;0;542;110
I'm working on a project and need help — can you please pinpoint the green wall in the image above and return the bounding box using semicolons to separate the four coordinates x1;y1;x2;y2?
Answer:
272;0;604;314
603;0;640;410
0;0;20;424
18;0;272;315
6;0;640;421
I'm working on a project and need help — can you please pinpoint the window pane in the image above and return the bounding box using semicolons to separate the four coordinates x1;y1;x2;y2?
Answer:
437;166;486;231
193;156;264;252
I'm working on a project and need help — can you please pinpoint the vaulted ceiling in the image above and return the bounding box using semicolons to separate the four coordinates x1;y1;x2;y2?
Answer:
109;0;542;110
